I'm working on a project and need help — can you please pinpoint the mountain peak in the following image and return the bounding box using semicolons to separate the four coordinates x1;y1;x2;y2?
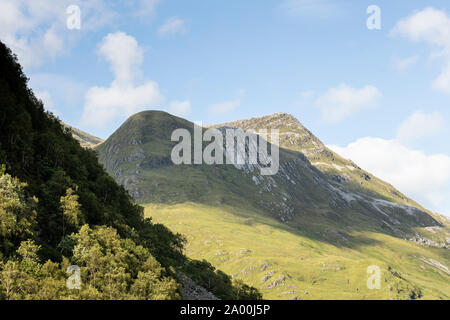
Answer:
209;112;326;156
266;112;298;120
208;112;301;129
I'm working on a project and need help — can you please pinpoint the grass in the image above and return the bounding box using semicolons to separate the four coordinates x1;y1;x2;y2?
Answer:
145;202;450;300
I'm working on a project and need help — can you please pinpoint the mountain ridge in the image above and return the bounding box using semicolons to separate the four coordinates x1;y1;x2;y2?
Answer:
94;110;446;238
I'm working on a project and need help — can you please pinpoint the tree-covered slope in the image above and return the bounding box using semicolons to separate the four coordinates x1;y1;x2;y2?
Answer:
0;41;259;300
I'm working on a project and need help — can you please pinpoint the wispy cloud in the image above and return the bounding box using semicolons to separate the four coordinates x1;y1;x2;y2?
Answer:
392;55;420;71
315;84;381;123
396;110;444;143
157;17;187;37
391;7;450;93
135;0;160;18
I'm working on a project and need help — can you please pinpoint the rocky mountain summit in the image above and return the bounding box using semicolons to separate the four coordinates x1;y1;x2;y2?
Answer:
208;112;327;158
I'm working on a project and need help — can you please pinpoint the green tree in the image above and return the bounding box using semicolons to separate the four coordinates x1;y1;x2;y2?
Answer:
0;240;41;300
232;279;263;300
130;257;179;300
0;173;37;254
60;188;83;237
72;225;179;300
0;260;20;300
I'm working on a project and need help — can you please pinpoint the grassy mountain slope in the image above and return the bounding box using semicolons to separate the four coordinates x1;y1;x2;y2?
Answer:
96;110;450;299
147;203;449;299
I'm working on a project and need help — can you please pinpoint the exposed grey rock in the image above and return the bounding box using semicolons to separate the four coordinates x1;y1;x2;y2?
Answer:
408;235;449;249
178;274;219;300
266;275;285;289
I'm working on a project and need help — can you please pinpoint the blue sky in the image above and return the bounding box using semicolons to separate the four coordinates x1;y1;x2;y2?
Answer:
1;0;450;216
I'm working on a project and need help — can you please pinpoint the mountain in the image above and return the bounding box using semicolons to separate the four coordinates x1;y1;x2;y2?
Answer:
96;111;444;238
95;110;450;299
0;41;259;300
62;122;104;148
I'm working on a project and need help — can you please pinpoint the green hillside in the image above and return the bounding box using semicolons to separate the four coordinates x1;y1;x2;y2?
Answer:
96;110;450;299
146;203;449;299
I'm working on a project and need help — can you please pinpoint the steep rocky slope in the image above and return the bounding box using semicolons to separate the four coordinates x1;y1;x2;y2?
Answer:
209;113;449;246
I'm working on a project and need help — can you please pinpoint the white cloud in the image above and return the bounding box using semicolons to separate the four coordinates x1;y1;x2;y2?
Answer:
396;111;444;143
392;55;419;71
168;100;191;117
330;138;450;214
391;7;450;93
136;0;160;17
157;17;187;37
97;32;144;85
82;82;163;129
80;32;164;130
315;84;381;123
433;63;450;92
0;0;66;68
391;7;450;46
282;0;340;17
0;0;160;69
43;27;64;56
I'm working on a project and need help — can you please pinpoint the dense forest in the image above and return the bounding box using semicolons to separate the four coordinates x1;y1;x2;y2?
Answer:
0;41;261;300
